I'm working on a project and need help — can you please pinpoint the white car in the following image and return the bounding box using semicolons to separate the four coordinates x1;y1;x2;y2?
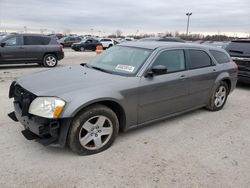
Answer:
99;38;115;49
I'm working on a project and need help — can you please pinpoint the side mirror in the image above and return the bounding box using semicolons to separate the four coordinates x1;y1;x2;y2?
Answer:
0;42;6;47
146;65;167;77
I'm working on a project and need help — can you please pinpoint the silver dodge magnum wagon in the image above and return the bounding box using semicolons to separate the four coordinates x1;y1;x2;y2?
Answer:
8;42;238;155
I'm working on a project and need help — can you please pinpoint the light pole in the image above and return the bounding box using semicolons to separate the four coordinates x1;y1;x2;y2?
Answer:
24;26;27;33
186;12;192;36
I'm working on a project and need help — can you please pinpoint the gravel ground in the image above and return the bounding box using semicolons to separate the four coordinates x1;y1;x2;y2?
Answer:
0;49;250;188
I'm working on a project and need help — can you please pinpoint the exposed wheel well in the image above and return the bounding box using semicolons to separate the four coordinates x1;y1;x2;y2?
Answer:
75;101;126;132
221;79;231;92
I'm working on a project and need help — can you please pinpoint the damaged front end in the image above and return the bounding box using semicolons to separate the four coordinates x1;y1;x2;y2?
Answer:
8;81;71;147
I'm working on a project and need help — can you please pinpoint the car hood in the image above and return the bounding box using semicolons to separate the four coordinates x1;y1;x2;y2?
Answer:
16;65;128;97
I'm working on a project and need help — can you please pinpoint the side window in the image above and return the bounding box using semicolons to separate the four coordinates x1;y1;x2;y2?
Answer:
152;50;185;73
42;37;51;45
4;36;23;46
188;50;212;69
210;50;230;64
24;36;46;45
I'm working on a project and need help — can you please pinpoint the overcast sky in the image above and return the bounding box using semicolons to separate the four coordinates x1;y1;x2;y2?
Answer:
0;0;249;36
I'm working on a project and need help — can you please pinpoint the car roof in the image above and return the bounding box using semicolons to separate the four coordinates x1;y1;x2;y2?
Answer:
231;39;250;43
118;41;225;51
138;37;185;43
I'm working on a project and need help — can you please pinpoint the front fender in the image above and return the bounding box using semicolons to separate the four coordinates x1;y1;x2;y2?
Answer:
60;92;125;118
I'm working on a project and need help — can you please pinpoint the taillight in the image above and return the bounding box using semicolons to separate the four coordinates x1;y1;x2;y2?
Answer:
60;45;63;51
233;61;239;72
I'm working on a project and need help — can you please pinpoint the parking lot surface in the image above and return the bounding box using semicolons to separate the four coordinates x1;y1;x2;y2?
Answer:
0;49;250;188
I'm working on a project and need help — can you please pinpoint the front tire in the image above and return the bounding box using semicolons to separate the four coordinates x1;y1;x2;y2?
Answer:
206;81;229;111
43;54;58;67
80;47;85;52
68;105;119;155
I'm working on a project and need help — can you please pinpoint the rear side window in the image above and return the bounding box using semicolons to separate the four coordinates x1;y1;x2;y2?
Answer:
101;39;111;42
188;50;212;69
153;50;185;73
24;36;50;45
210;50;230;64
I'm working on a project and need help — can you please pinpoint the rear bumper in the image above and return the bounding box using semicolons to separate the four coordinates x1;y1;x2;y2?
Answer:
9;103;72;146
56;51;64;60
238;74;250;84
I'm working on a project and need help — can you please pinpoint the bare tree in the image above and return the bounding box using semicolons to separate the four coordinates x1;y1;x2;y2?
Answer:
115;30;123;37
63;28;71;35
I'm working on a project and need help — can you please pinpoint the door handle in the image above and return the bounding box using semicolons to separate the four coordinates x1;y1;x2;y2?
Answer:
179;75;186;80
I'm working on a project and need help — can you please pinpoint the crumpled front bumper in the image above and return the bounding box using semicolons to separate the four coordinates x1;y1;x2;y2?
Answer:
8;81;72;147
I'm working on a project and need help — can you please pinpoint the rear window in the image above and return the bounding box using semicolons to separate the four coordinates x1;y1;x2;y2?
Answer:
101;39;111;42
210;50;230;64
226;41;250;55
188;50;212;69
24;36;50;45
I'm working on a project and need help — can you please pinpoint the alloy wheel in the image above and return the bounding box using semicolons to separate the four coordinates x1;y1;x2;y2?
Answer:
79;115;113;150
46;56;57;67
214;85;227;108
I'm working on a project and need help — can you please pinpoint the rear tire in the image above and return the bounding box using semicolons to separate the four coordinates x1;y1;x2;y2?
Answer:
206;81;229;111
68;105;119;155
43;54;58;67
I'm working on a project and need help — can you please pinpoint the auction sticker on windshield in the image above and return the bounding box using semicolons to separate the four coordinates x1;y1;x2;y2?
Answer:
115;64;135;72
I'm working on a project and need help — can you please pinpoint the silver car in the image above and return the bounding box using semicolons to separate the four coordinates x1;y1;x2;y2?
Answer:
9;42;238;155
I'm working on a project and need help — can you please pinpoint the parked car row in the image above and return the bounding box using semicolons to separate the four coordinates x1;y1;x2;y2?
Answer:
1;33;250;85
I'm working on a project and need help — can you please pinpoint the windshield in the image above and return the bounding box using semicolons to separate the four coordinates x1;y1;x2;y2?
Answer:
87;46;152;76
80;39;87;43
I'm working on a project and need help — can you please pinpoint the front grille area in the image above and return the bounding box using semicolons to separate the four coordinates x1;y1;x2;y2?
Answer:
9;82;37;116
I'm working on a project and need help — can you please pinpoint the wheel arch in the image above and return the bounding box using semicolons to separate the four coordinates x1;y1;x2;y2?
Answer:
43;52;58;59
214;72;232;93
221;78;231;92
71;99;127;132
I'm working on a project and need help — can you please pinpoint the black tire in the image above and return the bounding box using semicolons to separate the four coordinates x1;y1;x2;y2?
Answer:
68;104;119;155
108;44;113;48
80;47;85;52
206;81;229;111
43;54;58;67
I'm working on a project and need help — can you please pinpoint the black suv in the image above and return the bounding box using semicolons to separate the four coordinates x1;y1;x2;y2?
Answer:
0;34;64;67
58;36;82;47
226;39;250;83
71;38;102;51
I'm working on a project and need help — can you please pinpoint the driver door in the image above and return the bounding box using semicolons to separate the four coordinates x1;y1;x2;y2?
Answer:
1;35;25;63
138;49;190;124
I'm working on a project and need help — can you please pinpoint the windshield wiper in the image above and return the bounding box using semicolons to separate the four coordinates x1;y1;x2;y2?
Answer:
81;63;112;74
90;66;112;74
80;63;89;67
